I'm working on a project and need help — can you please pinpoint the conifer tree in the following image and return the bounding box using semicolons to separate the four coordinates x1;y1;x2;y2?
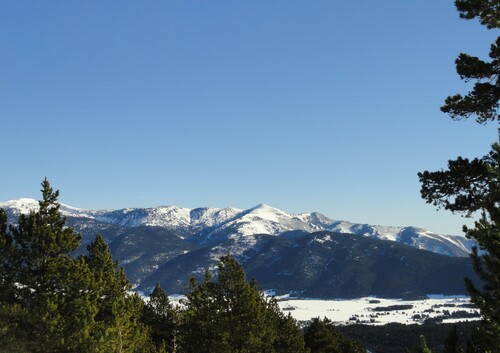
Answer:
213;256;275;352
85;234;153;353
142;282;178;353
440;1;499;124
303;317;364;353
0;179;98;352
180;270;228;353
0;209;29;352
418;1;499;351
0;180;162;352
266;299;308;353
180;255;308;353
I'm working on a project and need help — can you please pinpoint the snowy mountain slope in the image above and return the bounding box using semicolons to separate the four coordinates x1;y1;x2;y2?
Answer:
0;198;40;216
325;221;473;257
0;198;472;257
326;220;403;241
0;198;105;221
190;203;325;245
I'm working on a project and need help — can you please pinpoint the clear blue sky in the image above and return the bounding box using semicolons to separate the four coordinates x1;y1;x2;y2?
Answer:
1;1;497;235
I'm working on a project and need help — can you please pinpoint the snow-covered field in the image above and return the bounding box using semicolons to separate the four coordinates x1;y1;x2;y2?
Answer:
164;293;480;326
275;295;480;325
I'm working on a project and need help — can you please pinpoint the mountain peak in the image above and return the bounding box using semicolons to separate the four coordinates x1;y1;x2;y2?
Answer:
0;198;473;257
250;203;274;210
0;198;39;214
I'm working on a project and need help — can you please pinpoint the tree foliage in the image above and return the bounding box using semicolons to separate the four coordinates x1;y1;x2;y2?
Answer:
0;179;154;353
179;255;309;353
0;179;97;352
455;0;499;30
441;0;499;124
418;146;498;215
141;283;178;353
303;317;365;353
419;0;500;351
85;234;153;353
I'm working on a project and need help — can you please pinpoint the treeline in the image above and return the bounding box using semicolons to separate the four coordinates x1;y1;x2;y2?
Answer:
0;180;364;353
339;322;478;353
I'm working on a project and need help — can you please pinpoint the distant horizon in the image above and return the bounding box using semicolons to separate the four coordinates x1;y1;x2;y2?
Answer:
1;195;473;236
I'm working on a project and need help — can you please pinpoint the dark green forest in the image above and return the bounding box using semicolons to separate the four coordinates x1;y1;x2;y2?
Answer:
339;322;478;353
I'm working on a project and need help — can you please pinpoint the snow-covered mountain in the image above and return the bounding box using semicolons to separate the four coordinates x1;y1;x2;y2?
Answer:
1;198;480;297
0;198;473;257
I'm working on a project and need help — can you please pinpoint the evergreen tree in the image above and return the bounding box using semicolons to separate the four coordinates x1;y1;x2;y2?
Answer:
142;282;178;353
0;208;28;352
418;1;499;351
1;179;155;352
0;179;98;352
440;1;499;124
303;317;365;353
85;234;153;353
179;255;308;353
180;270;226;353
419;144;499;352
266;298;309;353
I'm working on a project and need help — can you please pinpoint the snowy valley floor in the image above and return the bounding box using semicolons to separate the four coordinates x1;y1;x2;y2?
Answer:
274;295;480;326
163;293;480;326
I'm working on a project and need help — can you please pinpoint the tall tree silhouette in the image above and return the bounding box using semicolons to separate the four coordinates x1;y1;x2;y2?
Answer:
419;1;499;351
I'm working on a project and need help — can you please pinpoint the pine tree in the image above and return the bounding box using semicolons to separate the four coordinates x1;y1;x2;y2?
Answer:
418;1;499;351
440;1;499;124
0;179;98;352
180;269;231;353
303;317;364;353
179;255;308;353
213;256;275;352
267;299;308;353
142;283;178;353
0;208;29;352
85;234;153;353
1;179;161;352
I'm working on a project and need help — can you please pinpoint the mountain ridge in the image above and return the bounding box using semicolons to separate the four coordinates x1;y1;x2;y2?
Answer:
0;198;480;298
0;198;473;257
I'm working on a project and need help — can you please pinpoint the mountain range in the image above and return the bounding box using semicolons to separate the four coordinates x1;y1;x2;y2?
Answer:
0;198;479;298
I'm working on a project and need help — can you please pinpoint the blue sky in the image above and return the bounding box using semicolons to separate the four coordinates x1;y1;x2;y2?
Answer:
1;1;497;235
